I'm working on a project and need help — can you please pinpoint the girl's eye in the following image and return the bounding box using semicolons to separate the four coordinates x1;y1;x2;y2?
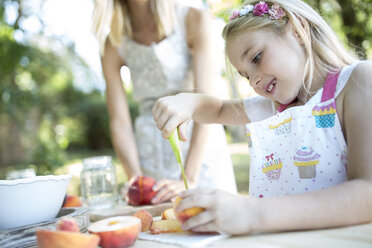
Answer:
252;52;262;64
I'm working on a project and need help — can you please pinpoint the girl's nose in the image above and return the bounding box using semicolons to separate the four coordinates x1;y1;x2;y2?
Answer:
249;73;261;88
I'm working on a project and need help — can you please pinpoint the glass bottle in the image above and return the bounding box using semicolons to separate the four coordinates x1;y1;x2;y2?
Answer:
80;156;117;210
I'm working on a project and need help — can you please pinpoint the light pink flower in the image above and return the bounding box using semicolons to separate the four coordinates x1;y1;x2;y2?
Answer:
253;1;269;16
229;10;240;20
268;4;286;20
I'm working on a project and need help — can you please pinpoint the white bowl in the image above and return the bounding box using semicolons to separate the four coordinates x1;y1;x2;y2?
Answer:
0;174;72;230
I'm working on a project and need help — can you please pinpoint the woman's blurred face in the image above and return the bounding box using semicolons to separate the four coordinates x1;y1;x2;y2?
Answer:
226;27;306;105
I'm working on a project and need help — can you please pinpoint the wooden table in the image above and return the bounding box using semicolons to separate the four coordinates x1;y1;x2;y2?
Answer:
132;222;372;248
18;204;372;248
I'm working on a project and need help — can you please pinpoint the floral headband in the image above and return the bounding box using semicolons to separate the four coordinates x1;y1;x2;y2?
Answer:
229;1;286;21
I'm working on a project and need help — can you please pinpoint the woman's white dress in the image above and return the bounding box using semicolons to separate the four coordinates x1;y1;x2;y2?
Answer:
117;4;237;193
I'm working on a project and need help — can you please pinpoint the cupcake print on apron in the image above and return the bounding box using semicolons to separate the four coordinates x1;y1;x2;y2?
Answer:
268;111;292;135
262;153;282;181
312;98;336;128
293;147;320;178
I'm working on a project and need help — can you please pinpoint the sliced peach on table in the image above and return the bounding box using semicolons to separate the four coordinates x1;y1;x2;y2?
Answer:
173;196;205;223
88;216;141;248
127;176;157;205
161;208;177;220
36;230;100;248
133;209;153;232
149;219;184;234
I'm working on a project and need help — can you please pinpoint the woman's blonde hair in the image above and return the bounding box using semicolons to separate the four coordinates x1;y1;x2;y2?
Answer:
92;0;176;55
222;0;357;102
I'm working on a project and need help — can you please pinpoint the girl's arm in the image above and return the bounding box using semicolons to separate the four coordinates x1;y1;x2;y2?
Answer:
101;40;143;180
176;62;372;234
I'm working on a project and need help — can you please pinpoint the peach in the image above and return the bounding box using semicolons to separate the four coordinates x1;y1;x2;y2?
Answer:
36;230;100;248
133;209;153;232
62;194;82;208
149;220;184;234
88;216;141;248
127;176;157;205
161;208;177;220
173;196;205;223
56;218;80;232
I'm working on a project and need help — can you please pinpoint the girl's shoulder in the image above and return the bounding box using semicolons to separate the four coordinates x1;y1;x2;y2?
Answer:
349;60;372;81
341;60;372;117
344;60;372;93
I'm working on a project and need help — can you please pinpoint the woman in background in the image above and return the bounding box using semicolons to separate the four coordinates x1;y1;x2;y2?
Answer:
92;0;237;203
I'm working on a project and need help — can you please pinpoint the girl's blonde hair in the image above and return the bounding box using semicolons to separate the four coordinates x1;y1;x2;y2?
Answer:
222;0;357;102
92;0;176;56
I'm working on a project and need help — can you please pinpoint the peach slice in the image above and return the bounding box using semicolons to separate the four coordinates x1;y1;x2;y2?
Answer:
161;208;177;220
133;209;153;232
36;230;100;248
56;218;80;232
88;216;141;248
62;194;82;208
149;220;184;234
173;196;205;223
127;176;157;205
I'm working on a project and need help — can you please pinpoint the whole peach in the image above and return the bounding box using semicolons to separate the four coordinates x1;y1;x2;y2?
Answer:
62;194;82;208
133;210;153;232
127;176;157;205
56;218;80;232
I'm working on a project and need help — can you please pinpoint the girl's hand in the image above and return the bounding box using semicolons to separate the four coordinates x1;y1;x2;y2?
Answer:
152;93;196;141
175;188;257;235
151;179;193;204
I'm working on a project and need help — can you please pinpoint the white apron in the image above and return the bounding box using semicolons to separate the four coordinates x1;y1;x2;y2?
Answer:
245;64;359;198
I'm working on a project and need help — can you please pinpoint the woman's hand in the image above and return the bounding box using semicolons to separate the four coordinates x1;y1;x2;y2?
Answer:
175;188;258;235
151;179;194;204
152;93;198;141
120;181;131;202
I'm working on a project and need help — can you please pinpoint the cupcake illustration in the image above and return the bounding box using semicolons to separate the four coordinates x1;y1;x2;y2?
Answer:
293;147;320;178
312;102;336;128
269;112;292;135
262;153;282;181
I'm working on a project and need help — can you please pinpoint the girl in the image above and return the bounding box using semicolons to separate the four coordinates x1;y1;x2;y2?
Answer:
92;0;237;204
152;0;372;234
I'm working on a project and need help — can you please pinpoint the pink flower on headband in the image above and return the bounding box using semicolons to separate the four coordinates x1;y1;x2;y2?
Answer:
229;10;240;21
268;4;285;20
228;2;286;21
253;1;269;16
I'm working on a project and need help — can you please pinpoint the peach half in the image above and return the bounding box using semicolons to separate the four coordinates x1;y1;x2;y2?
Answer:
133;209;153;232
161;208;177;220
88;216;141;248
36;230;100;248
149;220;184;234
173;196;205;223
127;176;157;205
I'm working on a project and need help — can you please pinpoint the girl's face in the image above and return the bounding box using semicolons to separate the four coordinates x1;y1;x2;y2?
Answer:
227;27;306;105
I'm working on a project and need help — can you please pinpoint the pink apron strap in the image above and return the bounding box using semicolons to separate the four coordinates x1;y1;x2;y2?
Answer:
277;71;340;112
321;71;340;102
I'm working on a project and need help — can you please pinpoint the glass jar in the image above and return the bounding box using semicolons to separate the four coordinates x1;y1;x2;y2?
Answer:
80;156;117;210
